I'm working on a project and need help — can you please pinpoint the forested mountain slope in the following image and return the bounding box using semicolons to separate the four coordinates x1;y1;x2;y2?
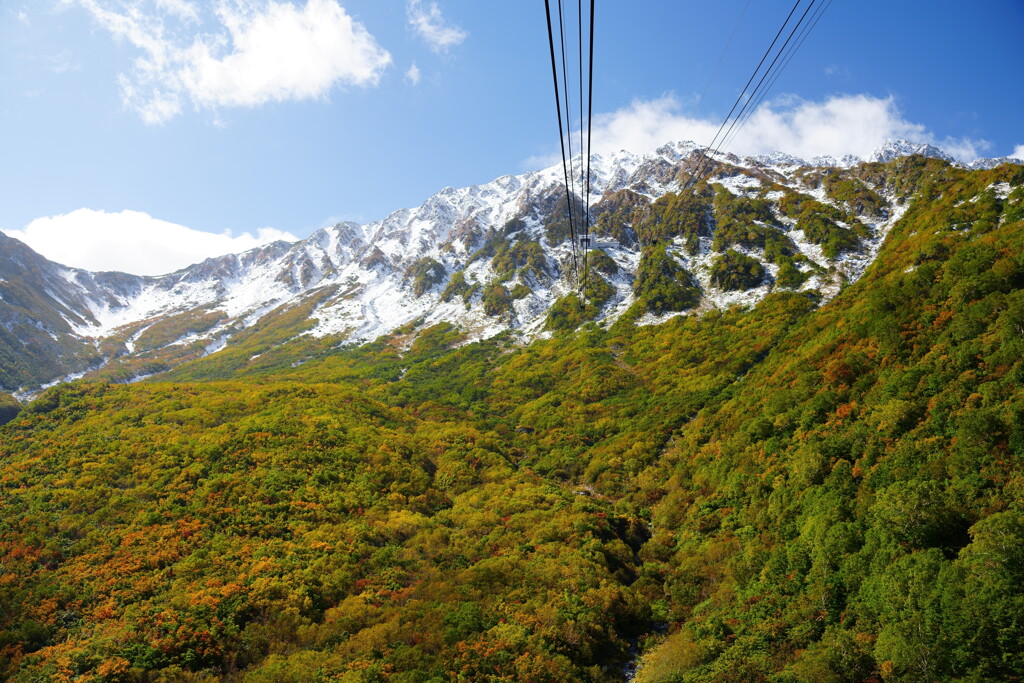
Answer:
0;158;1022;681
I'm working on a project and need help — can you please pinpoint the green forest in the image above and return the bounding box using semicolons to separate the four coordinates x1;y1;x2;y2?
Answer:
1;157;1023;681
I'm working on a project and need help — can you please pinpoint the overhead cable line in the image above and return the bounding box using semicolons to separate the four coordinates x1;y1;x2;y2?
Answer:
543;0;596;291
690;0;832;187
583;0;595;293
701;0;822;171
557;0;581;278
721;0;833;153
543;0;578;280
686;0;806;189
578;0;587;290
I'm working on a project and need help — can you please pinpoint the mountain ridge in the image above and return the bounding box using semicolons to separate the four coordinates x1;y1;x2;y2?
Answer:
1;139;1020;396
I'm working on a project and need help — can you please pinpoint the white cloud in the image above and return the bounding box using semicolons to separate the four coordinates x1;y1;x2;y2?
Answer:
405;62;421;85
69;0;392;123
585;96;720;158
407;0;466;52
581;93;990;162
9;209;298;276
1013;145;1024;161
154;0;198;22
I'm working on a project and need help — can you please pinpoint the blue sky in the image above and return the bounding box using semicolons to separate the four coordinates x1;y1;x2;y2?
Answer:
2;0;1022;275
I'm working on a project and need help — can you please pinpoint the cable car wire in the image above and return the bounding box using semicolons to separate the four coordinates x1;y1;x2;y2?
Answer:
701;0;821;173
543;0;596;291
558;0;581;279
583;0;595;294
691;0;832;187
543;0;579;280
721;0;833;153
578;0;587;290
686;0;806;189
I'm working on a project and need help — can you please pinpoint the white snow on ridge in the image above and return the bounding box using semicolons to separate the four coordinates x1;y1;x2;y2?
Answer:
17;137;1009;393
748;138;1022;171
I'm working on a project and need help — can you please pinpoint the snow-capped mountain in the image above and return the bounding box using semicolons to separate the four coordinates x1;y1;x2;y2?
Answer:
1;139;1020;395
968;155;1024;170
868;139;957;164
750;138;962;169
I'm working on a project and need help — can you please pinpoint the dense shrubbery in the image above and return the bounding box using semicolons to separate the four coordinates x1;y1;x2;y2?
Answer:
583;271;616;308
0;392;19;425
635;187;713;253
0;382;648;681
587;248;619;276
1;158;1023;682
406;257;446;297
440;269;471;303
798;205;862;258
510;282;531;300
634;245;702;314
774;254;811;289
710;249;767;291
711;186;794;261
778;189;874;259
491;238;548;283
545;293;594;331
482;282;512;316
822;171;890;217
629;160;1024;681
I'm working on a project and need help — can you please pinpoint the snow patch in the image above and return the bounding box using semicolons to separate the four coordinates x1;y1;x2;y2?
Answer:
990;182;1012;200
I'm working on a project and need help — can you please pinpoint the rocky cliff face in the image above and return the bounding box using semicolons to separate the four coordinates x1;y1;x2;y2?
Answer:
1;140;1020;395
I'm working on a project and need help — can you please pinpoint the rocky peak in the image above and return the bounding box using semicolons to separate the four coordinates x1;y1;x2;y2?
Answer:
869;139;956;164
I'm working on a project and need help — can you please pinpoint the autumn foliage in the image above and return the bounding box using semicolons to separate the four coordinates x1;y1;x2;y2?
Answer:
1;158;1023;681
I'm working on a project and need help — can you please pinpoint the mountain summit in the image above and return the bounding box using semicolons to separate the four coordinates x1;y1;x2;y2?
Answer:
1;139;1019;395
